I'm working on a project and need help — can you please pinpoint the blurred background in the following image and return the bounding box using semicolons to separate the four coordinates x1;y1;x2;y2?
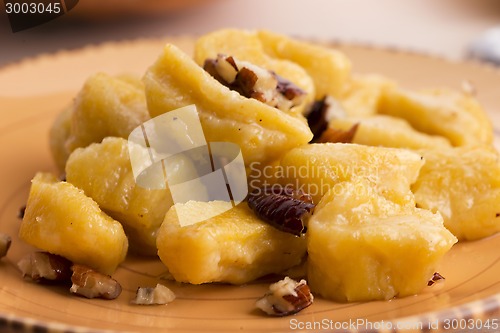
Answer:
1;0;500;67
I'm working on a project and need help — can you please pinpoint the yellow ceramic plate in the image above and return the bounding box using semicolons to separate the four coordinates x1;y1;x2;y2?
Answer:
0;38;499;333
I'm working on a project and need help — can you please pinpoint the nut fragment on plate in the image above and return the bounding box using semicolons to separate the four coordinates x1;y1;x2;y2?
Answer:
17;252;72;283
70;264;121;300
247;185;315;236
132;283;176;305
204;54;306;112
0;233;11;258
256;276;313;316
428;272;445;286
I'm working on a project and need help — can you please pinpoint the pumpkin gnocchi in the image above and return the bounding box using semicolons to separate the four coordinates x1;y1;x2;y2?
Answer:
17;29;500;307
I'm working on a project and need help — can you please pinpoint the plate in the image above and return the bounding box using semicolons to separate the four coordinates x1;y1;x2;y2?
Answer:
0;38;500;333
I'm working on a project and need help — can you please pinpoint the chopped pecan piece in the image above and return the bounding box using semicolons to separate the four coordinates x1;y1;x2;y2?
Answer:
316;123;359;144
70;264;121;300
17;252;72;283
235;67;260;100
277;75;306;102
307;96;344;141
428;272;445;286
204;54;306;111
247;185;314;236
132;283;176;305
256;277;313;316
204;56;237;85
0;233;11;258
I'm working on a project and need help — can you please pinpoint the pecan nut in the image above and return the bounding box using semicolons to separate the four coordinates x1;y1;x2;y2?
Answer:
70;264;121;300
17;252;72;283
204;54;306;112
132;283;176;305
307;96;345;141
316;123;359;144
428;272;445;286
247;185;315;236
256;277;314;316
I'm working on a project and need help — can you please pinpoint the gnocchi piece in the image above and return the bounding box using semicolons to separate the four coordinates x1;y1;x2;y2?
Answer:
338;74;397;117
50;73;150;171
308;178;457;302
143;44;313;166
278;143;424;204
378;87;493;146
49;106;73;172
19;173;128;275
156;201;307;285
257;30;351;99
412;146;500;240
328;115;451;149
65;137;200;255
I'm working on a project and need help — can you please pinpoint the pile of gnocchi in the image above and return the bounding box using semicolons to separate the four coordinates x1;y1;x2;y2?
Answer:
16;29;500;311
